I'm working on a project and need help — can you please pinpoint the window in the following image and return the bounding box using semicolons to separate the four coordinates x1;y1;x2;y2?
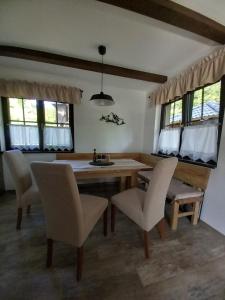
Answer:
43;101;73;151
164;99;182;127
192;81;221;122
158;78;225;167
2;98;74;152
44;101;70;127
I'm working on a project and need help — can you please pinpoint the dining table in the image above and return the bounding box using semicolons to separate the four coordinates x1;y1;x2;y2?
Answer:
53;158;153;191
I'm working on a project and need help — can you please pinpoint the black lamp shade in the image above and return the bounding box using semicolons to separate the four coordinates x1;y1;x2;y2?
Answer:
90;92;115;106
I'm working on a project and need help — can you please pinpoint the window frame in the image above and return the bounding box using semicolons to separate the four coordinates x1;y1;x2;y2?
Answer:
2;97;74;153
158;76;225;168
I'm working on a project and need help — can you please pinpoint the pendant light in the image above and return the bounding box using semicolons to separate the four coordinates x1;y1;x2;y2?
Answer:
90;45;115;106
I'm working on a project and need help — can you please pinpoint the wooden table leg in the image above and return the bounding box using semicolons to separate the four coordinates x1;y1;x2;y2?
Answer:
130;173;138;188
120;176;127;192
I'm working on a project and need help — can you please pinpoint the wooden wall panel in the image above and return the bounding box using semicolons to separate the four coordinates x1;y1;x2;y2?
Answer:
174;161;211;190
139;153;211;190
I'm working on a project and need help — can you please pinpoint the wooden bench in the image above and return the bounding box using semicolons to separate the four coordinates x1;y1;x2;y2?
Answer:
138;154;211;230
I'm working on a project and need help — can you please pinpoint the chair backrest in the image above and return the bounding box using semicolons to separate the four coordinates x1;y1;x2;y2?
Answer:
31;162;84;247
143;157;178;231
4;150;32;201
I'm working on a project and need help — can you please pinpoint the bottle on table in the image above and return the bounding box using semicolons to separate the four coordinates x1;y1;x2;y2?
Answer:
106;154;110;162
93;148;97;162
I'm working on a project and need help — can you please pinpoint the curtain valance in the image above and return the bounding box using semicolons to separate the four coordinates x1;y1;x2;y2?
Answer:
0;79;81;104
150;46;225;105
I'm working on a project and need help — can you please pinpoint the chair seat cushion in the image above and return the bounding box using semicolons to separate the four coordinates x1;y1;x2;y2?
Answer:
80;194;108;244
167;179;204;200
138;171;203;201
111;188;145;229
21;185;40;207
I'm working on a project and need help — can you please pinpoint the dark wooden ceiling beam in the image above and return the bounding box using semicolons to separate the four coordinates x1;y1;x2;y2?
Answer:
97;0;225;44
0;45;167;84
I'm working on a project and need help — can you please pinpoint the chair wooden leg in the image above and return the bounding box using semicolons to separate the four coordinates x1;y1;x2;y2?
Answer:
46;239;53;268
191;201;200;225
103;207;108;236
144;230;150;259
27;205;31;215
157;218;167;240
111;204;116;232
171;201;179;230
77;246;84;282
16;208;22;230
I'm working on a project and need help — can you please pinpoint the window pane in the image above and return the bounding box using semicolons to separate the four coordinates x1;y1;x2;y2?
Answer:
9;98;24;122
173;100;182;123
44;101;57;123
57;103;69;124
45;123;57;127
203;82;220;119
192;89;203;121
24;99;37;122
10;121;37;126
164;100;182;126
58;124;69;128
11;121;24;125
24;122;38;126
164;103;174;126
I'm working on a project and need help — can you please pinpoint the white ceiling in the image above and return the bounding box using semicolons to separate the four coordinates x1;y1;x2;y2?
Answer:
0;0;224;92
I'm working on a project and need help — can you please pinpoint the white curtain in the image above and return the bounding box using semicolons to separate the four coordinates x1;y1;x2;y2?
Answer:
9;125;39;150
179;124;218;162
157;127;181;155
44;127;73;150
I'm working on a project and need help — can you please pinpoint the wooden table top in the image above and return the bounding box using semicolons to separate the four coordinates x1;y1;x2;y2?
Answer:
53;159;152;174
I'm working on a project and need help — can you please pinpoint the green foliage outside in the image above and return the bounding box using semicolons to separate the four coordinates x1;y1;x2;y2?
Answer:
9;98;37;124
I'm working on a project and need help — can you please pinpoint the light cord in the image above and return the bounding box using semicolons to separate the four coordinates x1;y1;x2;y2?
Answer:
101;54;104;92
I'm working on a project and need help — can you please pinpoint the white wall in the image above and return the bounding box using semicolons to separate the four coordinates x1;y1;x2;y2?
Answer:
142;103;161;154
74;86;146;153
201;116;225;235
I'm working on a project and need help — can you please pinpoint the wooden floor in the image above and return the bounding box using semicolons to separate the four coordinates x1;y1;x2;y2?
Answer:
1;183;225;300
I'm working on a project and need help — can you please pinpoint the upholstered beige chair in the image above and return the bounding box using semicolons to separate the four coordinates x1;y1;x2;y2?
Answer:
4;150;40;230
111;157;178;259
31;162;108;281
